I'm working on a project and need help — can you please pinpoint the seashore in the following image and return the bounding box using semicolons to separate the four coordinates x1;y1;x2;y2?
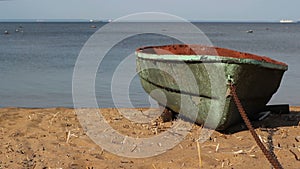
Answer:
0;107;299;168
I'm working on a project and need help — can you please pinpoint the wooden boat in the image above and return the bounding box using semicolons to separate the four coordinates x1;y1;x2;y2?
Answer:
136;44;288;130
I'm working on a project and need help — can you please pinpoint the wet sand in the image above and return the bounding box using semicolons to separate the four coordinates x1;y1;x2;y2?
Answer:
0;107;299;168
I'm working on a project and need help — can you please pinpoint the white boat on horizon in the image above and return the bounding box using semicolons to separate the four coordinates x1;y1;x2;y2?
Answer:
279;19;295;23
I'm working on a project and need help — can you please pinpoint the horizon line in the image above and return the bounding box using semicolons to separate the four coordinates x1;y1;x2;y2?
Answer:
0;19;299;23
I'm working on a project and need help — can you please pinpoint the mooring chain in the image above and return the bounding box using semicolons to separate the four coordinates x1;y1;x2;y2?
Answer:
229;83;284;169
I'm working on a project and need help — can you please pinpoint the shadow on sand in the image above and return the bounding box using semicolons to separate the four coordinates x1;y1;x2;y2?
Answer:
224;108;300;134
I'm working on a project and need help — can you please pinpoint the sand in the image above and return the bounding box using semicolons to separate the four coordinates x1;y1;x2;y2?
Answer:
0;107;299;169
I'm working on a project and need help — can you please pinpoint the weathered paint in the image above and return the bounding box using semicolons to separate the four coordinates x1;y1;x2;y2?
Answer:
136;44;288;130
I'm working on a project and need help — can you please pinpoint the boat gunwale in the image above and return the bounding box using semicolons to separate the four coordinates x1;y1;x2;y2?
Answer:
136;52;287;71
136;44;288;71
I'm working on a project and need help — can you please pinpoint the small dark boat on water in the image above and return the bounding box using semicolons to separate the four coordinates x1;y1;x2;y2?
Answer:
136;44;288;130
246;30;254;33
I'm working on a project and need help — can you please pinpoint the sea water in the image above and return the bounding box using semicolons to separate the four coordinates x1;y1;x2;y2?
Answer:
0;22;299;107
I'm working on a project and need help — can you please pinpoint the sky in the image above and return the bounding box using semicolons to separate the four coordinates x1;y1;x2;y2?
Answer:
0;0;300;21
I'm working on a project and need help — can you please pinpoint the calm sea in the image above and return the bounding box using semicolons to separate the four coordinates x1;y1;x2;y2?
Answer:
0;22;299;108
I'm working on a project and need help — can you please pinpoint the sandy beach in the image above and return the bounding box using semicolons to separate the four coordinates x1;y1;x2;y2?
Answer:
0;107;299;169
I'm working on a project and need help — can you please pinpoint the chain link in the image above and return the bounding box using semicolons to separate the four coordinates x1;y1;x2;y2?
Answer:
230;83;283;169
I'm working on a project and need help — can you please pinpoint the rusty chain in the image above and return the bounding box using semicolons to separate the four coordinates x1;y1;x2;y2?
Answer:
230;83;284;169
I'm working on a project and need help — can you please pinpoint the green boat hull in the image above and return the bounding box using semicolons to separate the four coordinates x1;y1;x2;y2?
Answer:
136;44;288;130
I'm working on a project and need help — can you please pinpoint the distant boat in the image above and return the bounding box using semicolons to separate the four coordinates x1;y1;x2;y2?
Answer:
90;25;97;28
279;19;295;23
36;19;45;22
246;30;254;33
